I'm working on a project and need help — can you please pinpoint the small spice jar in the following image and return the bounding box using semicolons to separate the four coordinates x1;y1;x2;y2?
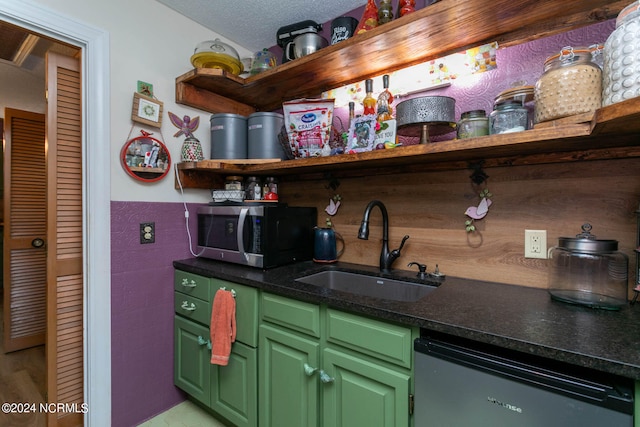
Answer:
602;2;640;106
489;100;529;134
534;46;602;124
245;176;261;200
224;175;243;191
262;176;278;197
457;110;489;139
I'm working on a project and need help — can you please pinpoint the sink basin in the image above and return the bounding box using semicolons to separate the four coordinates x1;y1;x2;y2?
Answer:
295;269;438;302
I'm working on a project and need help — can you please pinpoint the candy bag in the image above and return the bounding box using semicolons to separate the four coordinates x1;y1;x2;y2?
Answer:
355;0;378;34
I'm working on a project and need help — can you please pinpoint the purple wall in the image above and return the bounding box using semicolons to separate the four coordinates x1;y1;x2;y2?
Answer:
111;201;203;426
109;17;616;427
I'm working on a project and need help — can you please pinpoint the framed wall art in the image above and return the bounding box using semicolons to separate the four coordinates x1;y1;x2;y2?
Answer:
346;115;377;153
131;92;163;128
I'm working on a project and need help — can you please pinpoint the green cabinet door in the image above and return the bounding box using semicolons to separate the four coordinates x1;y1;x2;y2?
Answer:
174;315;211;406
259;323;321;427
322;347;411;427
210;341;257;427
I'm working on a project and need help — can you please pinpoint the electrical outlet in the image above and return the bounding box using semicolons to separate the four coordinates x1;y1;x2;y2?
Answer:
140;222;155;244
525;230;547;259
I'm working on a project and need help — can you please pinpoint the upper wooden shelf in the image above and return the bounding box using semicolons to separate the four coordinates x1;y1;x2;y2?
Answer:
175;0;627;115
175;97;640;189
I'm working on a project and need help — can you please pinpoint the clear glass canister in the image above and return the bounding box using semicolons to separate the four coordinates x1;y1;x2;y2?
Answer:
602;2;640;106
534;46;602;124
548;223;628;310
457;110;489;139
489;100;529;134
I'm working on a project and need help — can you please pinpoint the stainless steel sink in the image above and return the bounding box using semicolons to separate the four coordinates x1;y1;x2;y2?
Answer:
295;269;438;302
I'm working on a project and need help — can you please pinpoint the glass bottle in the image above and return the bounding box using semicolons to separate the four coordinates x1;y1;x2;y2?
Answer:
376;74;394;122
362;79;377;116
378;0;394;24
348;101;355;129
397;0;416;18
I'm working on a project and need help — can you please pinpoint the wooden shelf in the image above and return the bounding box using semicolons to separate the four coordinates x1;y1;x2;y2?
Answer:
175;98;640;189
175;0;626;115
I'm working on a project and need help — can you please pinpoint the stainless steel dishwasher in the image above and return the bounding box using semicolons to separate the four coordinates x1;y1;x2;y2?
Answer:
414;333;634;426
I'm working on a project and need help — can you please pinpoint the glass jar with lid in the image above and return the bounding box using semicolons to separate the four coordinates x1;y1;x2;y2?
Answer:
548;223;628;310
457;110;489;139
489;100;529;134
224;175;243;191
602;2;640;106
534;46;602;124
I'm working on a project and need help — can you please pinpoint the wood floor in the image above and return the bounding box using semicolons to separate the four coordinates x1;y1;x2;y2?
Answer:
0;290;46;427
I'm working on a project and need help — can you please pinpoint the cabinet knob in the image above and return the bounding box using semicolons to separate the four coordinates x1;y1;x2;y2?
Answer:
181;278;197;288
197;336;211;349
303;363;318;376
319;370;334;384
181;301;196;311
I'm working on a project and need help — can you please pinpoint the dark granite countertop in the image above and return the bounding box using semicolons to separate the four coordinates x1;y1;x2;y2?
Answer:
174;258;640;381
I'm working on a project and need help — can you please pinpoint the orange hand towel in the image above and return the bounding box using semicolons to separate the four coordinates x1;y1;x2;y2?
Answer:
210;289;236;366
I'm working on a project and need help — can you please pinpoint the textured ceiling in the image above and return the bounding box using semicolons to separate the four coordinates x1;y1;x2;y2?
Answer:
156;0;364;53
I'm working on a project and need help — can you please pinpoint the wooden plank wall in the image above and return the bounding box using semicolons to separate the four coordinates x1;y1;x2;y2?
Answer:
282;157;640;294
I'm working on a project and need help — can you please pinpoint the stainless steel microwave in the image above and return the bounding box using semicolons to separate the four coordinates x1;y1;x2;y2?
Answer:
197;204;317;268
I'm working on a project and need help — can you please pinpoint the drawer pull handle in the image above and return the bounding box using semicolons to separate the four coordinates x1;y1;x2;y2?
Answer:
181;301;196;311
197;336;212;349
303;363;318;376
181;278;197;288
319;370;334;384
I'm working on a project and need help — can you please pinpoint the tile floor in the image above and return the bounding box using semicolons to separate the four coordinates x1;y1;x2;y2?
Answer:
138;400;227;427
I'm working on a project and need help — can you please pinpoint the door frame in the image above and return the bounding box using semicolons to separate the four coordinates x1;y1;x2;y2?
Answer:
0;1;111;425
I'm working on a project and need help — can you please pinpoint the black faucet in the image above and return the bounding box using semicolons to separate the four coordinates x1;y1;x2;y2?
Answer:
357;200;409;273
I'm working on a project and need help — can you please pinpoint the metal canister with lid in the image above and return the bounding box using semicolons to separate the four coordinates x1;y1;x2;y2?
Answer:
548;223;628;310
534;46;602;124
603;2;640;106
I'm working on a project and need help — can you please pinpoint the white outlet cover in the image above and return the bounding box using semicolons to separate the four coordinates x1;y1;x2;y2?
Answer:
525;230;547;259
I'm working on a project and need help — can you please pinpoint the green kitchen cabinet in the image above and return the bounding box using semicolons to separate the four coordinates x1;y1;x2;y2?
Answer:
259;323;321;427
174;315;211;406
259;292;416;427
174;270;259;427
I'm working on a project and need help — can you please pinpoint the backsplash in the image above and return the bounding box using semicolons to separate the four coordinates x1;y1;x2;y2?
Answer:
111;201;199;426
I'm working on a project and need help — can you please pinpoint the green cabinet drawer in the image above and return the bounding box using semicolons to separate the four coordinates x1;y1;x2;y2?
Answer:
261;293;321;338
211;279;259;348
175;292;212;326
326;308;413;369
175;270;212;302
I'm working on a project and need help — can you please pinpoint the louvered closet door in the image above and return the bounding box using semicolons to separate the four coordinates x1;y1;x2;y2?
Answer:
46;52;84;427
3;108;47;353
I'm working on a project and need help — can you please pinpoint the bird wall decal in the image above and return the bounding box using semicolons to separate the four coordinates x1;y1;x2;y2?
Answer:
465;197;492;220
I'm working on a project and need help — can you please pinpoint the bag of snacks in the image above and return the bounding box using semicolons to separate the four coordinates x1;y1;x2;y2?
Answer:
355;0;378;34
282;99;334;158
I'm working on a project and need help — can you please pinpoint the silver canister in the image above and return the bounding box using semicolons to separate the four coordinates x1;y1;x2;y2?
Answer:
247;112;286;159
210;113;247;159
